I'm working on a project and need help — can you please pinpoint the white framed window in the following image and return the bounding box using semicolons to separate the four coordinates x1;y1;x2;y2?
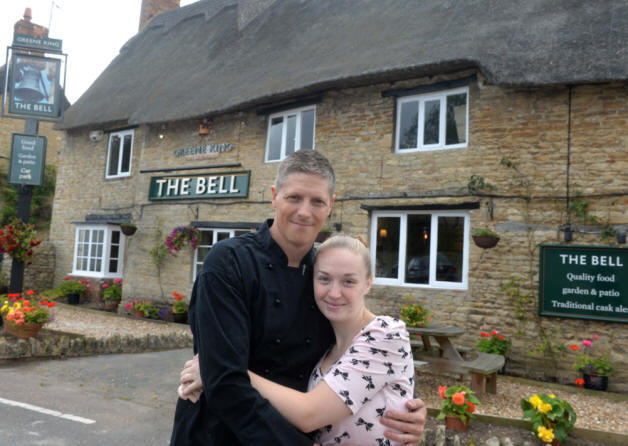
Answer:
72;225;125;278
395;87;468;152
106;129;134;178
370;211;469;289
265;106;316;162
193;228;250;280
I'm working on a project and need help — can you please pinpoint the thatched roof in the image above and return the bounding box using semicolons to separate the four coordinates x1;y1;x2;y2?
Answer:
58;0;628;130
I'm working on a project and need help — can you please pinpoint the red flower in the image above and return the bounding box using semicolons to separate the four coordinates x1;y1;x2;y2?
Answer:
173;291;184;301
26;289;35;295
570;344;579;351
452;392;466;405
8;293;20;299
491;329;498;336
480;332;490;337
64;276;71;281
574;378;585;387
498;335;504;340
467;401;475;413
438;385;447;399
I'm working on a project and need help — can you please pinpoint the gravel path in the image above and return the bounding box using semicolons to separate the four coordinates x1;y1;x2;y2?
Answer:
46;304;192;341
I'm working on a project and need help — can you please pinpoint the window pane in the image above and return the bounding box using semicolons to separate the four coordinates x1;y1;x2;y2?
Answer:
82;258;88;271
79;229;87;243
399;101;418;149
109;259;118;273
235;230;248;237
89;258;96;271
111;231;120;244
268;117;283;161
121;135;132;173
197;247;210;261
200;230;213;245
375;217;400;278
196;264;202;278
96;244;103;258
446;93;466;145
423;100;440;145
300;109;315;149
107;135;121;176
286;115;296;156
96;230;104;243
436;217;463;282
110;245;119;259
217;231;230;241
95;259;102;272
405;215;431;284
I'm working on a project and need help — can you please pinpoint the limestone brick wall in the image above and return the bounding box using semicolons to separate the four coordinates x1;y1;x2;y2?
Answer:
48;72;628;390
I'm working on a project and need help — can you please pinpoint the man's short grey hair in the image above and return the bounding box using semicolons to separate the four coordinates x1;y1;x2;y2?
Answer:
275;150;336;196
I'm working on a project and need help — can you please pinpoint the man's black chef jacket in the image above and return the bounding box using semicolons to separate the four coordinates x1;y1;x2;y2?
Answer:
170;219;334;445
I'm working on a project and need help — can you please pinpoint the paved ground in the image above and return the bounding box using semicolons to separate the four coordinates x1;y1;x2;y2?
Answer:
0;348;194;445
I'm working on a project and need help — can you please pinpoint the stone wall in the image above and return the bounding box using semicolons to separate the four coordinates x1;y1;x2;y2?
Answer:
48;71;628;390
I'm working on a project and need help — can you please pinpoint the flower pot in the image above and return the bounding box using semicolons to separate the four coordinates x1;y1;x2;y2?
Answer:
445;415;468;432
105;300;120;312
552;439;563;446
134;310;145;318
172;312;188;324
3;320;43;339
472;234;500;249
583;373;608;391
67;293;81;305
120;225;137;236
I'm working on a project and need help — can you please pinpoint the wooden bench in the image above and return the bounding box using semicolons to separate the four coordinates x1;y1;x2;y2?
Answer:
463;352;505;394
410;339;472;358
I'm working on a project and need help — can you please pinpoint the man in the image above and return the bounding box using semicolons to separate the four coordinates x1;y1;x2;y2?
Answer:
171;150;426;445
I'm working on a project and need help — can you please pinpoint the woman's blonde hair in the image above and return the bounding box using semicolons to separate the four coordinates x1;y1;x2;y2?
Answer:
315;234;372;279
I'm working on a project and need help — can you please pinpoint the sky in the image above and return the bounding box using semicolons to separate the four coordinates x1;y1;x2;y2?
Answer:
1;0;196;104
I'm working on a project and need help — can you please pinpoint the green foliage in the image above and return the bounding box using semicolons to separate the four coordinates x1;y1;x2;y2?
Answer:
568;193;599;225
126;299;159;319
521;393;576;444
0;165;56;226
102;283;122;301
436;385;480;424
476;330;511;356
399;297;431;328
502;276;532;323
58;277;88;295
472;228;498;237
466;174;496;194
570;336;615;376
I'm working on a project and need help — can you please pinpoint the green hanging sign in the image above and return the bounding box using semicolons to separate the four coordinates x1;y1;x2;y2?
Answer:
9;133;47;186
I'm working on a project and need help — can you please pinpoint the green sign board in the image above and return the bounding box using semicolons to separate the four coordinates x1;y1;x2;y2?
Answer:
148;171;250;201
539;244;627;323
9;133;47;186
13;33;63;53
8;53;62;119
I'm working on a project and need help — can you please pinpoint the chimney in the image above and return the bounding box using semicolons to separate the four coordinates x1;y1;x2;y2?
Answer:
238;0;277;30
14;7;49;38
139;0;181;31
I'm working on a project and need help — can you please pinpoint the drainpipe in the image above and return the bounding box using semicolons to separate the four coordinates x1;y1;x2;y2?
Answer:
564;85;573;241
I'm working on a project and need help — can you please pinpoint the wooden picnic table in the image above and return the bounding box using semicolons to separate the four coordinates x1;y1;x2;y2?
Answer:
407;325;465;361
407;325;504;394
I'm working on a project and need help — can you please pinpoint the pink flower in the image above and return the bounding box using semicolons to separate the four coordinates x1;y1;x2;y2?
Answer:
581;339;593;347
102;283;109;289
592;334;600;339
114;278;123;285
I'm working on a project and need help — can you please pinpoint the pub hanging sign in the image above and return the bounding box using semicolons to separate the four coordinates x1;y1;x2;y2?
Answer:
148;171;250;201
539;244;627;323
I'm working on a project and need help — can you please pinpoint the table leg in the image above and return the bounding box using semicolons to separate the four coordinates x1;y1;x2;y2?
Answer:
421;335;432;351
433;335;464;361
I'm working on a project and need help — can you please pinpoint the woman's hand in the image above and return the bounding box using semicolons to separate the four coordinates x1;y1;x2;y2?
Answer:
177;354;203;402
380;398;427;445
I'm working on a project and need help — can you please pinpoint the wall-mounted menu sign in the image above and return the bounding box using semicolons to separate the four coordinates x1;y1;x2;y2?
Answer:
148;171;250;200
539;245;627;323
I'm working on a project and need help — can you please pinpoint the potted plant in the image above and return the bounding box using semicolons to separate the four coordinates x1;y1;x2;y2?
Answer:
399;297;431;328
166;226;201;257
58;277;89;305
436;384;480;431
120;222;137;236
521;393;577;445
1;290;56;338
570;335;615;391
472;228;500;249
477;329;511;373
125;298;159;319
171;291;188;324
102;278;123;311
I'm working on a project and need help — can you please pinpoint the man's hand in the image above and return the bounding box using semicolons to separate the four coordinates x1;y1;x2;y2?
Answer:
177;354;203;402
380;398;426;445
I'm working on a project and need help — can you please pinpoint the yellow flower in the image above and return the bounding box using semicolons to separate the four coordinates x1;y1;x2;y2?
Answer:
528;395;543;409
549;394;556;398
538;403;552;414
0;303;7;314
537;426;555;443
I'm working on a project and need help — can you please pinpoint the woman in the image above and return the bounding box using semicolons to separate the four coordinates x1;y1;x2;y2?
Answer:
248;235;414;445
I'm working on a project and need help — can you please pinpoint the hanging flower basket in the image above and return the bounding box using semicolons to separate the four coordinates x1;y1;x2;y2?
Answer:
472;234;500;249
120;223;137;236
